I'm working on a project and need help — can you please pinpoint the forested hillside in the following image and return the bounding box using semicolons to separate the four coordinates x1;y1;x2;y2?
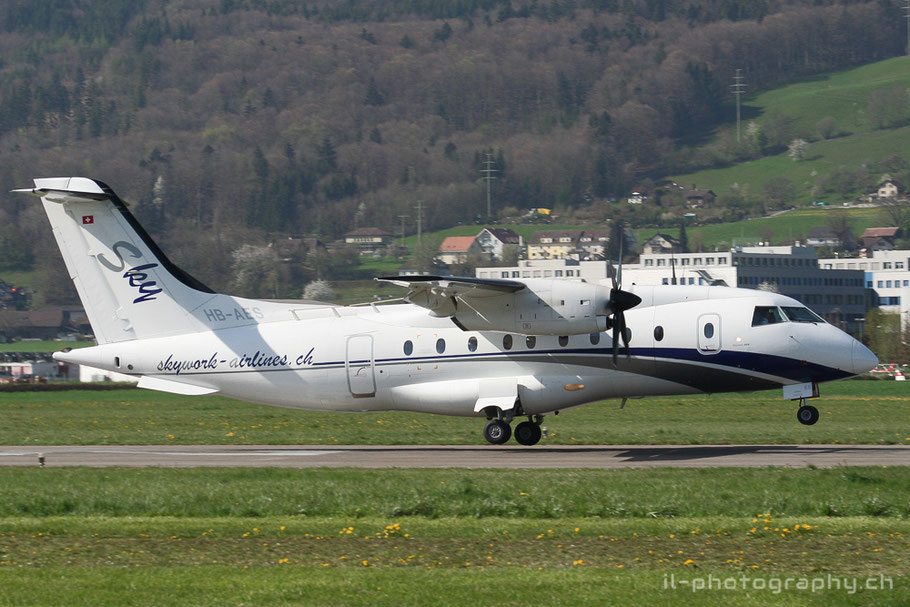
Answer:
0;0;904;297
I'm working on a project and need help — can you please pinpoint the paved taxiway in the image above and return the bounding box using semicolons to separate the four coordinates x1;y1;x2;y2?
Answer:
0;444;907;468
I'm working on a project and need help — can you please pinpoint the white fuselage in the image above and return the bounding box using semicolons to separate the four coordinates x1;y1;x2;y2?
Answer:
60;286;874;418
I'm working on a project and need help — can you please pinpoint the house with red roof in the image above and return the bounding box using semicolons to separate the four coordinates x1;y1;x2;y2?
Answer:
861;227;901;251
437;236;483;265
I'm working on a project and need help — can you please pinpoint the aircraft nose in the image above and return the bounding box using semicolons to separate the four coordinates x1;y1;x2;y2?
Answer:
851;340;878;375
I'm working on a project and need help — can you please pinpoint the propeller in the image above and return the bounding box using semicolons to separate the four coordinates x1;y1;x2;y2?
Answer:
606;223;641;367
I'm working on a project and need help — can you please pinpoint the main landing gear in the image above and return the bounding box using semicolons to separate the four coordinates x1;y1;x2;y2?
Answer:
482;407;545;445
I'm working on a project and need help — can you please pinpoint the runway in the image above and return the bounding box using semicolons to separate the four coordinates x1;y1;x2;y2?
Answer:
0;444;908;468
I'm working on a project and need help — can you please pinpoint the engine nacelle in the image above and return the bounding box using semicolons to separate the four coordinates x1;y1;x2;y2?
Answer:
452;279;609;335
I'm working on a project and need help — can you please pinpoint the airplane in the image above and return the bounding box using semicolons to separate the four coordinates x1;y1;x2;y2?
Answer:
13;177;878;445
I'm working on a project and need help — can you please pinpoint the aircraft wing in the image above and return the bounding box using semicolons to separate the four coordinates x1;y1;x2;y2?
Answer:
377;275;525;317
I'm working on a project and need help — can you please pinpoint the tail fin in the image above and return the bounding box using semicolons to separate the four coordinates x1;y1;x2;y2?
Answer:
14;177;217;344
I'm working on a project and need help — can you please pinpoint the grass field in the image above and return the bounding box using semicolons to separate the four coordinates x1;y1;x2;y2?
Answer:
2;382;908;605
631;205;880;252
747;56;910;139
0;467;906;606
672;56;910;205
1;380;908;446
0;340;90;353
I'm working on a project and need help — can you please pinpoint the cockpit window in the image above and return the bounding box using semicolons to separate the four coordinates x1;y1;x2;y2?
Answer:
781;306;824;323
751;306;786;326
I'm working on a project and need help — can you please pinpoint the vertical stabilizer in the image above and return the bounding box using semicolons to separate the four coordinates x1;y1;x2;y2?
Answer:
14;177;216;344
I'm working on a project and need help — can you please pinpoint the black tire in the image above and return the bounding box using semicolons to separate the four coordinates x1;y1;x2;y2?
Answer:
797;405;819;426
514;421;542;446
483;420;512;444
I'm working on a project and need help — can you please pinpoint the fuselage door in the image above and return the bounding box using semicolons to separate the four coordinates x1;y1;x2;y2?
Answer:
697;313;721;354
346;334;376;397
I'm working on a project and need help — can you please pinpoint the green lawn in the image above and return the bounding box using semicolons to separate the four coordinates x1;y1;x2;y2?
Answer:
672;56;910;204
748;56;910;138
673;126;910;206
0;467;906;606
1;380;908;446
0;340;92;353
632;205;880;250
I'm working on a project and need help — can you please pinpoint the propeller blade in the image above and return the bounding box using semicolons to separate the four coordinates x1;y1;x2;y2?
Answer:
617;226;624;288
607;260;618;291
621;313;632;360
612;317;620;367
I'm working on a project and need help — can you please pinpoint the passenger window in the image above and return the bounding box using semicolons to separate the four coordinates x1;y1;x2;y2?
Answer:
558;335;569;347
436;338;446;354
503;334;513;350
467;336;478;352
526;336;537;349
654;326;664;341
589;333;600;345
704;323;714;339
751;306;785;327
403;340;413;356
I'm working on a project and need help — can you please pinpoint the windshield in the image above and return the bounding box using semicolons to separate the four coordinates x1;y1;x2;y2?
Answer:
781;306;824;323
751;306;786;326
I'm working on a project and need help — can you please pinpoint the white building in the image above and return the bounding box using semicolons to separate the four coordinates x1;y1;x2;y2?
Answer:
477;259;610;282
818;250;910;312
475;228;522;261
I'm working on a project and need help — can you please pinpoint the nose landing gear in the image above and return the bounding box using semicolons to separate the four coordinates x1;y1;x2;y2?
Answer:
784;384;821;426
797;398;819;426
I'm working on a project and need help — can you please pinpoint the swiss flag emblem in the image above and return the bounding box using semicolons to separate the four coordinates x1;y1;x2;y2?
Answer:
82;216;94;224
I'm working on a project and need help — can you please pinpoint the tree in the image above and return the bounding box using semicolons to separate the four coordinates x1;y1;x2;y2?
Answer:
433;22;453;42
863;308;902;363
231;244;278;298
815;116;837;140
878;197;910;234
787;138;809;162
866;85;910;130
678;218;689;253
316;137;337;174
302;279;335;301
364;77;385;106
606;219;633;263
825;210;856;251
762;175;796;209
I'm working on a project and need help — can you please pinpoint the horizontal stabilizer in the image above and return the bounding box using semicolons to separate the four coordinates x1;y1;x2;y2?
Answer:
137;376;219;396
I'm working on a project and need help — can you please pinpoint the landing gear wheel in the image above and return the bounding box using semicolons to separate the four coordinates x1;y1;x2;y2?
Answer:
484;420;512;444
514;421;542;446
797;404;819;426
